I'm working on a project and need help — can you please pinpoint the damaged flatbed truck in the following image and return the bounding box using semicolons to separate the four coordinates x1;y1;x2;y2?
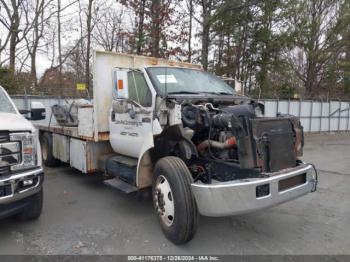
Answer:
36;51;318;244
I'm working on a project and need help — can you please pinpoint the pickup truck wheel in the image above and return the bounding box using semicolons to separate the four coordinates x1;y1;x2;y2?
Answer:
40;132;59;167
153;156;198;244
16;188;43;220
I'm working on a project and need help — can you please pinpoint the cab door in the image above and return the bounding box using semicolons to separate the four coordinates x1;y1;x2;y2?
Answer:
109;69;154;158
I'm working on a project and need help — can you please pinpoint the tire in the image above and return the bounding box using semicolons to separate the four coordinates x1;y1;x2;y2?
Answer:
17;188;43;221
40;132;59;167
152;156;199;244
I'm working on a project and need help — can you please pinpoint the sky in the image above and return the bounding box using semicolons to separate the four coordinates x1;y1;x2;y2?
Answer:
0;0;130;77
0;0;201;79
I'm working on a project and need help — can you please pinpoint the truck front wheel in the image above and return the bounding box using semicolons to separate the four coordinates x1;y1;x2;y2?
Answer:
152;156;198;244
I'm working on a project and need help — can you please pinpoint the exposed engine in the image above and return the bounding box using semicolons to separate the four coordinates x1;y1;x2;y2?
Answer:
179;100;304;183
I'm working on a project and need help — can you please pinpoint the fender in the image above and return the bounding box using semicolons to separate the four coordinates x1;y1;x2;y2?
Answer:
136;131;154;188
136;124;198;188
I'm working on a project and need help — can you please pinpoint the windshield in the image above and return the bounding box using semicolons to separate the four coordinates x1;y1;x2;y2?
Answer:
0;88;16;114
146;67;235;96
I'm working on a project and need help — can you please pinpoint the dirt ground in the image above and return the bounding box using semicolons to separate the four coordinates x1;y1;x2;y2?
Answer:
0;133;349;255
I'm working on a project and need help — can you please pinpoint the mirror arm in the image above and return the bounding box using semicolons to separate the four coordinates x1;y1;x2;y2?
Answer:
19;109;30;114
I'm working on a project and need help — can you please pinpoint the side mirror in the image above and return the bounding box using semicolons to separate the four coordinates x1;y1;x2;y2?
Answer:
112;100;129;114
20;102;46;121
19;109;30;118
127;107;136;119
30;102;46;120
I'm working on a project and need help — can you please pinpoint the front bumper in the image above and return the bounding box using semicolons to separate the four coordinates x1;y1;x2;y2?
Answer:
191;163;317;217
0;167;43;205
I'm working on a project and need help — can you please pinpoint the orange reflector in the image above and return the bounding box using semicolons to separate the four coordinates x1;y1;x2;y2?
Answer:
117;79;124;90
23;147;33;154
150;58;158;65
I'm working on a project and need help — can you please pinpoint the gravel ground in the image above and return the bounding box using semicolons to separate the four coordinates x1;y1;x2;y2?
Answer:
0;133;349;255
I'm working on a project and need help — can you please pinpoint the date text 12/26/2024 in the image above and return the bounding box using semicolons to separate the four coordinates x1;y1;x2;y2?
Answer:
127;256;219;261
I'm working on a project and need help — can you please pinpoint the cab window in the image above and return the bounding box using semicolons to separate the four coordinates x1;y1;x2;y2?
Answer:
128;71;152;107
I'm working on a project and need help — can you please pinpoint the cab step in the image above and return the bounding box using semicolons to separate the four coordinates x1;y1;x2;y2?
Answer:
109;155;138;167
105;154;138;185
104;178;138;194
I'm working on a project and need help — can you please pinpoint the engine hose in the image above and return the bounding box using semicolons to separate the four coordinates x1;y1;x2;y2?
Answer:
197;138;236;152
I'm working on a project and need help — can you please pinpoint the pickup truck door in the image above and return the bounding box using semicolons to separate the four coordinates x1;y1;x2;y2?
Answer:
109;69;154;158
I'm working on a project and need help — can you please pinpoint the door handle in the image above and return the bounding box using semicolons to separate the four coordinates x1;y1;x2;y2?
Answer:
142;117;151;123
111;111;116;121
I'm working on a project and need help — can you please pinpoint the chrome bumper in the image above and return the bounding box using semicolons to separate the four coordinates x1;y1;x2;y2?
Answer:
0;167;43;204
191;164;317;217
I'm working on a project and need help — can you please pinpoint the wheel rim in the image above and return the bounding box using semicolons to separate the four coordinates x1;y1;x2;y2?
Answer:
154;175;175;227
42;139;48;161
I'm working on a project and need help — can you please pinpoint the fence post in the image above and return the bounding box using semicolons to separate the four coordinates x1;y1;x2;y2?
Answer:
347;101;350;131
309;100;313;132
328;99;331;133
337;99;341;132
319;99;323;133
24;89;29;111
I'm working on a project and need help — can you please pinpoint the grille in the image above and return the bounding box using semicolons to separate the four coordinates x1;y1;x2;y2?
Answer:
279;173;307;192
0;166;11;178
0;131;13;178
0;131;9;143
252;118;296;172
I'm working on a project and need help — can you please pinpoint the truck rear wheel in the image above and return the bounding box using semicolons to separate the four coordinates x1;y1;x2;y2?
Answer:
17;188;43;220
40;132;59;167
152;156;198;244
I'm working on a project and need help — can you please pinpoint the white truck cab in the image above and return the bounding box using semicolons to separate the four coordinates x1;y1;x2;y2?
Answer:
36;51;318;244
0;86;45;220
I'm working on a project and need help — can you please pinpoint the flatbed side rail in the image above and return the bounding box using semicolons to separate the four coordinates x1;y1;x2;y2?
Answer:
35;123;109;142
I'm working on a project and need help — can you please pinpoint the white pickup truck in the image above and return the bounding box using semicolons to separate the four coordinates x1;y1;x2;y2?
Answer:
0;86;45;220
36;51;318;244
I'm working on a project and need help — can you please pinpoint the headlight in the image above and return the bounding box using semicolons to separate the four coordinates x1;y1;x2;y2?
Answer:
10;132;37;170
0;142;21;167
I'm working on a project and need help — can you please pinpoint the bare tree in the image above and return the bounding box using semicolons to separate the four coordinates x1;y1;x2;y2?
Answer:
94;7;126;52
0;1;13;60
24;0;57;86
85;0;93;94
136;0;146;54
186;0;194;62
286;0;342;96
0;0;25;72
196;0;216;70
57;0;63;93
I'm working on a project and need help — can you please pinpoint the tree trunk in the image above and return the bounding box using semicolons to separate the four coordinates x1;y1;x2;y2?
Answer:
58;0;63;94
305;2;320;97
29;0;42;88
137;0;146;55
187;0;193;62
86;0;93;94
9;0;20;74
9;32;17;73
200;1;212;71
201;21;210;70
150;0;161;57
30;51;37;86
